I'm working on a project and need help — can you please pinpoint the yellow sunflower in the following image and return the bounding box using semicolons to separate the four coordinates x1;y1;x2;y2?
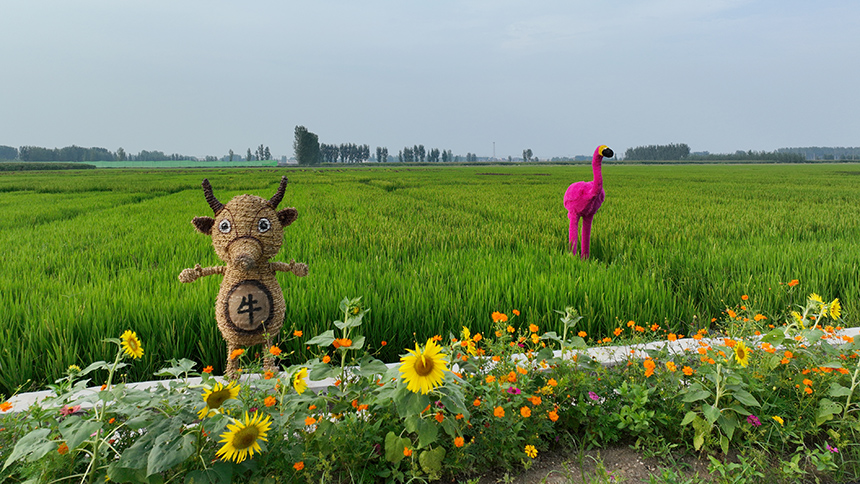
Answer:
215;411;272;463
293;367;308;395
399;338;448;394
198;381;240;419
460;327;477;356
120;330;144;359
734;340;750;368
829;299;841;320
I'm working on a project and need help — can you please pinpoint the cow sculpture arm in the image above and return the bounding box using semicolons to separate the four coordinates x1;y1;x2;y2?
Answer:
178;264;226;283
271;259;309;277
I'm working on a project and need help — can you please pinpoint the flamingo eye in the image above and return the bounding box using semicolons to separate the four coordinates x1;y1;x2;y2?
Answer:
258;218;271;233
218;219;232;234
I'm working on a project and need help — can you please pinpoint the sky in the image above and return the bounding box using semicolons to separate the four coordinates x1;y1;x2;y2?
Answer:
2;0;858;160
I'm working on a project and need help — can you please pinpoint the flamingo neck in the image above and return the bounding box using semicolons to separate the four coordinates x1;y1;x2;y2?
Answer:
592;155;603;187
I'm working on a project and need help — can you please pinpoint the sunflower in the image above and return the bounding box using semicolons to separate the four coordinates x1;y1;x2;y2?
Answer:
120;330;144;359
293;367;308;394
215;411;272;463
198;381;240;419
734;340;750;368
829;299;841;319
460;327;477;356
399;338;448;394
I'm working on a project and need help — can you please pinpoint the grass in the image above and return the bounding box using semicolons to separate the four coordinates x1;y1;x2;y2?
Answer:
0;163;859;396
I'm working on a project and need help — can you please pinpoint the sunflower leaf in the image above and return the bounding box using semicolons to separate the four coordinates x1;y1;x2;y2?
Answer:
147;431;195;475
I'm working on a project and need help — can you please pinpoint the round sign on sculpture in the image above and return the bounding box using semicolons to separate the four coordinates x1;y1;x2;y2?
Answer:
225;280;274;333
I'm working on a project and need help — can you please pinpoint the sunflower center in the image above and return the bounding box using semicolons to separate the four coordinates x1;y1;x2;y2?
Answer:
207;390;230;408
414;355;435;377
737;348;746;359
233;427;260;450
128;339;139;351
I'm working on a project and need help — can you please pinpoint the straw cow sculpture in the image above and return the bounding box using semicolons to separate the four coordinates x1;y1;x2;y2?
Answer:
179;176;308;378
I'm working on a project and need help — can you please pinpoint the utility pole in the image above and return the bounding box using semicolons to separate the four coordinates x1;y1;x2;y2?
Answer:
493;142;495;160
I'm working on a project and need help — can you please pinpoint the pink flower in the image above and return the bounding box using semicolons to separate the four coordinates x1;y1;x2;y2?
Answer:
506;386;522;395
746;414;761;427
588;391;599;401
59;405;81;417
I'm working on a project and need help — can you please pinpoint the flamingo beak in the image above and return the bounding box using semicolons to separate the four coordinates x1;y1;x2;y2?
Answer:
600;147;614;158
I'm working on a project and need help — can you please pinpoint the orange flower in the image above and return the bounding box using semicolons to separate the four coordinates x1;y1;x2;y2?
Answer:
548;410;559;422
322;355;331;364
270;346;282;356
486;375;496;384
435;412;444;423
403;447;413;457
726;309;737;319
804;387;813;394
529;395;542;406
724;339;736;348
473;398;482;407
495;330;503;337
643;359;656;377
788;279;799;287
665;361;677;372
803;378;813;386
513;309;521;316
635;325;645;333
358;404;368;411
293;329;303;337
506;371;517;383
492;355;501;362
506;325;515;333
0;401;13;412
454;436;465;447
784;351;794;359
516;366;528;375
294;461;305;471
627;320;635;328
667;333;677;342
741;295;749;301
494;406;505;418
108;417;116;424
520;406;532;418
308;404;317;411
264;396;277;407
57;442;69;455
334;338;352;348
529;324;539;333
492;311;509;323
693;333;703;341
650;323;659;332
577;331;587;338
229;349;244;360
304;416;317;426
614;328;623;336
263;370;274;380
455;413;464;420
547;378;557;387
754;314;767;322
682;366;694;376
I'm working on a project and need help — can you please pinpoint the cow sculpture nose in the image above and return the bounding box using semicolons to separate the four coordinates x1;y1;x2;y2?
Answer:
228;237;263;271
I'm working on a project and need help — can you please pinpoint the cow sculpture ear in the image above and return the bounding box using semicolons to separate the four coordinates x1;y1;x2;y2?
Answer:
277;208;298;227
192;216;215;235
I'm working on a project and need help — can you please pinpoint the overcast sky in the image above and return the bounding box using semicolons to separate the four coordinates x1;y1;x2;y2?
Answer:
2;0;858;159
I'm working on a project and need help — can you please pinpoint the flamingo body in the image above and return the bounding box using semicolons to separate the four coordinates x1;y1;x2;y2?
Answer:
563;145;612;259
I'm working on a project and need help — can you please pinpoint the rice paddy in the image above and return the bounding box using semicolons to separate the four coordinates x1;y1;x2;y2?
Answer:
1;163;858;396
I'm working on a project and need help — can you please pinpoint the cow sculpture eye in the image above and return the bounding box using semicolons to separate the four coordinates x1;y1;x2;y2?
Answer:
258;218;271;233
218;219;232;234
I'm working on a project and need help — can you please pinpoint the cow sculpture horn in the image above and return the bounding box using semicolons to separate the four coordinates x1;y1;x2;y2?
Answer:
268;176;288;209
202;179;224;214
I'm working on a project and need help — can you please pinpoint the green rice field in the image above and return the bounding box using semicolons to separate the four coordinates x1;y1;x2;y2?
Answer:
1;163;859;396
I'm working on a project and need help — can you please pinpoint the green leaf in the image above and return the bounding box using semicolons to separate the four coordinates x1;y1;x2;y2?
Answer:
702;403;720;425
60;416;103;451
827;382;853;398
345;335;365;351
81;360;112;375
418;447;446;480
805;328;825;344
416;417;439;448
681;411;698;426
148;431;196;475
682;386;712;403
730;389;760;408
815;398;843;426
3;428;54;470
719;433;729;455
760;328;788;345
185;462;234;484
305;330;335;346
356;355;390;378
384;432;410;464
154;358;197;378
395;387;429;418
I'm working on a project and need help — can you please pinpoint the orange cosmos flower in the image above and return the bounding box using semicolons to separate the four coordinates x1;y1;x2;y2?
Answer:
516;366;528;375
682;366;694;376
229;349;244;360
727;309;737;319
614;328;623;336
513;309;521;316
294;461;305;471
486;375;496;383
804;387;813;394
803;378;813;386
304;416;317;426
529;395;542;406
627;320;635;328
57;443;69;455
788;279;799;287
454;436;465;447
547;378;557;387
506;371;517;383
435;412;444;423
322;355;331;363
578;331;587;338
650;324;659;332
264;396;277;407
665;361;677;372
473;398;482;407
403;447;413;457
667;333;677;342
492;311;508;323
263;371;274;380
494;406;505;418
643;359;656;377
529;324;539;333
520;406;532;418
548;410;559;422
202;365;213;374
741;295;749;301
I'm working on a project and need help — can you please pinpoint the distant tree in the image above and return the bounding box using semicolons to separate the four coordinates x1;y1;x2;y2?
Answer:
428;148;440;162
402;147;414;163
246;148;253;161
624;143;689;160
293;126;320;165
441;150;449;163
416;145;425;162
264;146;271;160
228;149;234;161
116;147;126;161
0;145;17;160
522;149;533;162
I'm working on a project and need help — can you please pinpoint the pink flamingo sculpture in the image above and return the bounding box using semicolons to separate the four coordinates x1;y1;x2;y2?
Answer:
563;145;614;259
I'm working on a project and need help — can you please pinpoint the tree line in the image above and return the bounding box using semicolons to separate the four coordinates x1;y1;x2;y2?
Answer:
625;143;808;163
293;126;456;165
624;143;690;160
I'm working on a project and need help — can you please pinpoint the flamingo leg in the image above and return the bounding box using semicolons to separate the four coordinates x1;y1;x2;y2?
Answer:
581;215;594;259
568;214;580;255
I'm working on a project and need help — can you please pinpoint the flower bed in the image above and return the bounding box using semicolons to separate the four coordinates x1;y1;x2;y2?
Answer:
2;294;859;483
